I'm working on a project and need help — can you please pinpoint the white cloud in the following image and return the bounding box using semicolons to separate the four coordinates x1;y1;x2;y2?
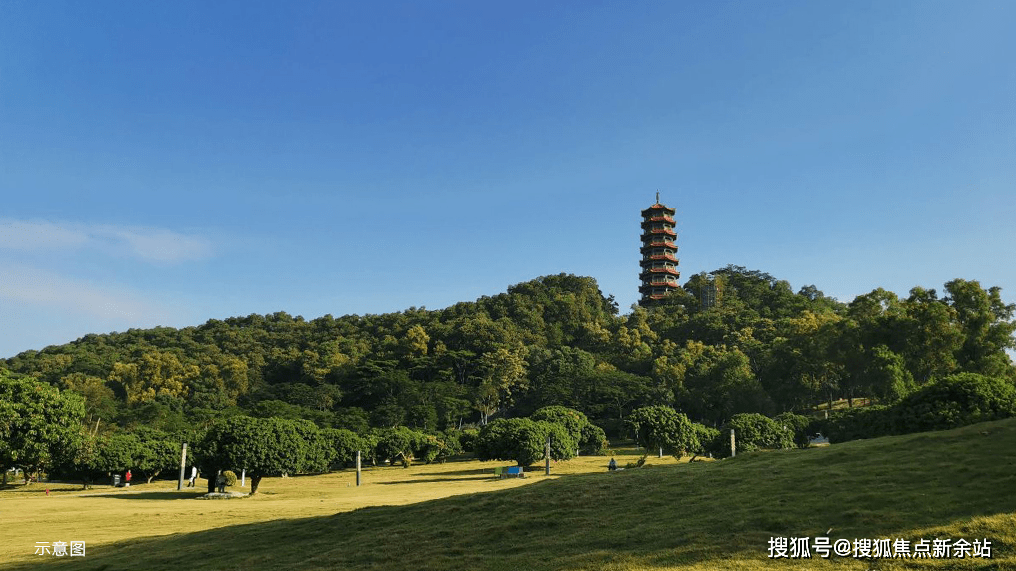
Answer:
0;220;91;250
92;225;214;263
0;264;171;321
0;219;213;263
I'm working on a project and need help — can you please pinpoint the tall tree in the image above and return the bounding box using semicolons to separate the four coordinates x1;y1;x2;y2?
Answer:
0;371;85;482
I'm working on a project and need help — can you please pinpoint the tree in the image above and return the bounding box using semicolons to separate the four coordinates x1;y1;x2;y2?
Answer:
626;406;698;460
474;347;527;424
943;280;1016;378
197;417;306;494
322;428;368;469
131;427;180;483
863;345;915;403
59;373;118;421
373;426;427;467
0;371;85;482
678;342;769;424
579;423;609;455
109;351;193;404
530;406;589;444
718;413;794;457
291;419;332;473
474;418;576;466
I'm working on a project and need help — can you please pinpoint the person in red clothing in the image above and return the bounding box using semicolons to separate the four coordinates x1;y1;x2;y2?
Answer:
124;469;132;487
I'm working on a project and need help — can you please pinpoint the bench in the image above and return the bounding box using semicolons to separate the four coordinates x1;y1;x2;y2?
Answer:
494;466;525;479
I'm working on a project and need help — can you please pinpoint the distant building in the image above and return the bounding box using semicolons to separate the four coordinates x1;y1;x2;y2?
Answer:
700;276;718;309
639;194;680;305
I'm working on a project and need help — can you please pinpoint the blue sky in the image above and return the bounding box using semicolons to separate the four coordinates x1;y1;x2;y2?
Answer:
1;1;1014;358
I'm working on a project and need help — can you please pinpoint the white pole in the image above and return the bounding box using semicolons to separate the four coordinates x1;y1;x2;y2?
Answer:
241;469;246;487
177;443;187;491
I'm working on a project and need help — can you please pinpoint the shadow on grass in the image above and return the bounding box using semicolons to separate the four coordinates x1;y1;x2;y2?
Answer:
80;491;206;500
378;476;498;485
414;467;492;477
0;484;86;493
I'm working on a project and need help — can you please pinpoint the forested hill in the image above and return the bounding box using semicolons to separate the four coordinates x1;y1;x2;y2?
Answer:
4;267;1015;435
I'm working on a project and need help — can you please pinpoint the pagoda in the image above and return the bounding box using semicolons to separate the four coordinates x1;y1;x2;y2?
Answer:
638;192;680;305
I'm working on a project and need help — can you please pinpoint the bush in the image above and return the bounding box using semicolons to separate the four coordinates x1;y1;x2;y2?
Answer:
542;421;578;462
718;413;794;457
291;419;332;474
374;426;427;467
221;470;238;487
817;373;1016;444
815;405;895;443
434;430;463;461
322;428;368;469
626;406;699;459
690;423;720;456
579;423;609;455
458;428;480;454
475;418;576;466
531;406;588;443
894;373;1016;432
773;412;813;448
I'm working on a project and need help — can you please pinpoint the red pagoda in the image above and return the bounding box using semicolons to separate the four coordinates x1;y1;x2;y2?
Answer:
639;193;680;305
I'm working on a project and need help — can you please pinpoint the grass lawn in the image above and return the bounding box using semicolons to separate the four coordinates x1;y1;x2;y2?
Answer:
0;447;675;567
2;421;1014;570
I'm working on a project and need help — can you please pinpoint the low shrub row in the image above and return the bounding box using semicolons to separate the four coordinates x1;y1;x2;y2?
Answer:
815;373;1016;443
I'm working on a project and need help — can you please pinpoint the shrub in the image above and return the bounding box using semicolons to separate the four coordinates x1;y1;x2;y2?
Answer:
374;426;428;467
690;423;720;456
458;428;479;454
718;413;794;457
773;412;813;448
435;430;463;461
626;406;699;459
816;405;895;443
291;419;332;474
893;373;1016;432
221;470;238;487
475;418;576;466
818;373;1016;444
322;428;368;469
579;423;609;455
531;406;588;443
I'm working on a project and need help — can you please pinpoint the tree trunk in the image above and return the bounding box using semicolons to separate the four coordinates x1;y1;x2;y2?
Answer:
250;476;262;494
207;476;216;494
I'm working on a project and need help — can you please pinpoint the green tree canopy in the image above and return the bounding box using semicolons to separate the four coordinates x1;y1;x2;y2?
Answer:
197;416;307;494
0;371;85;480
626;406;698;460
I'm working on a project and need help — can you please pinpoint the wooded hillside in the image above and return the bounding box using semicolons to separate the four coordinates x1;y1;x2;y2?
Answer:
4;267;1014;435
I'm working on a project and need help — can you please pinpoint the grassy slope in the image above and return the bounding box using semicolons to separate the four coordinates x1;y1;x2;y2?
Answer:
6;420;1016;571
